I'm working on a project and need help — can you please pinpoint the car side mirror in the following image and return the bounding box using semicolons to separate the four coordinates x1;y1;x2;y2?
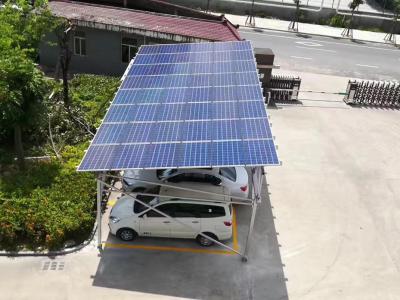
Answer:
142;213;147;219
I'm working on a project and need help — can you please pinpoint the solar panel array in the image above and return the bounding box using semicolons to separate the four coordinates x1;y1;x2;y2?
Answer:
78;41;279;171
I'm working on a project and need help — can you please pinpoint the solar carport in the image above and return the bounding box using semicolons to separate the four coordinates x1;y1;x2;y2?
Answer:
78;40;279;261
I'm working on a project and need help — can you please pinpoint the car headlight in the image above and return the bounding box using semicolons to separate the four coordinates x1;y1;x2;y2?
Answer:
109;216;120;223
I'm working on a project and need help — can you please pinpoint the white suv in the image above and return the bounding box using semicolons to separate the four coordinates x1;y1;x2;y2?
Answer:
109;186;232;246
122;167;249;199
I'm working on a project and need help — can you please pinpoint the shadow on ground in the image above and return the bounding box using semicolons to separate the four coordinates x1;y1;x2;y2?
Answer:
92;180;288;300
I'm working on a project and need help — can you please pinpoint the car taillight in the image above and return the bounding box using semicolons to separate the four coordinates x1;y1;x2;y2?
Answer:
240;185;247;192
224;221;232;226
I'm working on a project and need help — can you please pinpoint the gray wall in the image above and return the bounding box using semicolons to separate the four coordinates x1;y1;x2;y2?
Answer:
40;27;167;76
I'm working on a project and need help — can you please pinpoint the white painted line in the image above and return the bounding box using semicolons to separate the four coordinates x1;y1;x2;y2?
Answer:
356;64;379;68
296;46;337;53
290;55;313;60
240;30;400;53
295;41;322;47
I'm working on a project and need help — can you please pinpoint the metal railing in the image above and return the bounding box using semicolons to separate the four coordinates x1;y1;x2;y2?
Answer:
267;75;301;103
344;80;400;107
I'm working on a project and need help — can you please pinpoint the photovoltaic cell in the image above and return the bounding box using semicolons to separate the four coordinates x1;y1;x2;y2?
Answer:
78;41;279;171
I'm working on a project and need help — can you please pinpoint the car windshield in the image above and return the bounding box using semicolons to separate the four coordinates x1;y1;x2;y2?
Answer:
156;169;178;180
219;167;237;181
134;195;159;213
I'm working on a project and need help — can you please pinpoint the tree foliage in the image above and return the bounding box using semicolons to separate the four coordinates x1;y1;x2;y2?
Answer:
349;0;364;12
0;0;55;165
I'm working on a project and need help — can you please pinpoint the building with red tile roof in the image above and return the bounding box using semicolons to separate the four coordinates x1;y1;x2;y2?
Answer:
39;1;241;75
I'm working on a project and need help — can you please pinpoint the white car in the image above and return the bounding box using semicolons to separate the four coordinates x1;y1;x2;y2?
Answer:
122;167;249;199
109;186;232;246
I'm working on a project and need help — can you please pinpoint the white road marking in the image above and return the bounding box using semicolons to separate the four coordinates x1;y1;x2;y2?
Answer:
296;46;337;53
356;64;379;68
295;41;323;47
290;55;313;60
240;30;400;53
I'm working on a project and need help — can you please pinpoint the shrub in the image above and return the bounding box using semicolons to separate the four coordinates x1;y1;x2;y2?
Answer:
0;144;96;251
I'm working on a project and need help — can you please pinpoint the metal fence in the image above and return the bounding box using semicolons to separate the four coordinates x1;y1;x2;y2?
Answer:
344;80;400;107
268;75;301;103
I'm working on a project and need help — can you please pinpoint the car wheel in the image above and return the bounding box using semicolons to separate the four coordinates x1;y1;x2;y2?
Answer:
196;233;217;247
117;228;137;241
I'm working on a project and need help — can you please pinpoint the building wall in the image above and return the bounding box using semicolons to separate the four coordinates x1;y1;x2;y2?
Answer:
39;26;168;76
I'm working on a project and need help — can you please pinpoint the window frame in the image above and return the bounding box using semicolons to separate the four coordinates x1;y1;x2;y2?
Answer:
121;36;138;63
73;31;86;56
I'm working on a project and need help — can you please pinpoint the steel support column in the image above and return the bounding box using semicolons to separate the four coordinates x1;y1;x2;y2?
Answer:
242;166;264;262
96;173;105;251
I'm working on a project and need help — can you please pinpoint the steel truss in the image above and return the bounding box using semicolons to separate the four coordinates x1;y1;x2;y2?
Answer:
95;166;265;261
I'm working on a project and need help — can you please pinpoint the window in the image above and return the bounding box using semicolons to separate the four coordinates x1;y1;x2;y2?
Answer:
121;37;138;63
156;169;178;180
144;203;177;218
173;203;199;218
167;173;221;186
219;167;237;181
134;195;157;214
197;205;225;218
74;31;86;56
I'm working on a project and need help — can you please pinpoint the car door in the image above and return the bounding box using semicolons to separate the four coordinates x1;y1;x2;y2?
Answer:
138;203;175;238
169;203;201;238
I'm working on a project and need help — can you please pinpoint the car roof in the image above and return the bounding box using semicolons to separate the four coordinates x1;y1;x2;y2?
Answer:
159;184;230;203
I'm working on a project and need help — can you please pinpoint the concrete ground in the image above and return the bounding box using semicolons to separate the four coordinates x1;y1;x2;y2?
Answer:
268;70;400;299
1;70;400;299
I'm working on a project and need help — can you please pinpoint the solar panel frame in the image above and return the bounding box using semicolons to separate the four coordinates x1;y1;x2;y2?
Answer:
78;41;279;171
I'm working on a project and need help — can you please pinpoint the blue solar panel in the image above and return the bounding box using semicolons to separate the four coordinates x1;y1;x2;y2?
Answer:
78;41;279;171
128;61;257;76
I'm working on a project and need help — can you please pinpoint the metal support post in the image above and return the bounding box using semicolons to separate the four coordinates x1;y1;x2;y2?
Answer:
242;201;258;262
242;167;263;262
96;174;104;251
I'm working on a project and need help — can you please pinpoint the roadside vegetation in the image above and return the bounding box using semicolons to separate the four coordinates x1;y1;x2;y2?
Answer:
0;0;120;251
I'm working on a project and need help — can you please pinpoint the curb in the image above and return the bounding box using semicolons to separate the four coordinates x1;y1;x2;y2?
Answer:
238;22;397;47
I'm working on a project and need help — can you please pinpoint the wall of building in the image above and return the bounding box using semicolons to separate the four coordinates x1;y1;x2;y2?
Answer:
39;26;168;76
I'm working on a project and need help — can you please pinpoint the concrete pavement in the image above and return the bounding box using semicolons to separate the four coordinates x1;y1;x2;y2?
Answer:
268;69;400;299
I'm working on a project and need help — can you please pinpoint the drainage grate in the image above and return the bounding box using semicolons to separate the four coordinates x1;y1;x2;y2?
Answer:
42;261;65;271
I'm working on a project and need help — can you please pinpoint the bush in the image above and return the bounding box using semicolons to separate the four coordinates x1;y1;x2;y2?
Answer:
0;144;96;251
70;74;120;128
329;14;347;28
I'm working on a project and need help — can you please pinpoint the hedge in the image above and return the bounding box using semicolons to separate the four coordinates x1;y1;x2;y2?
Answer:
0;144;96;251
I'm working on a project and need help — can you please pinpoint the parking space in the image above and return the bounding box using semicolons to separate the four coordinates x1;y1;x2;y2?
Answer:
93;179;288;300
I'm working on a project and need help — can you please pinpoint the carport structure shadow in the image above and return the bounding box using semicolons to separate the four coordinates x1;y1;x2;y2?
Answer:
92;179;289;300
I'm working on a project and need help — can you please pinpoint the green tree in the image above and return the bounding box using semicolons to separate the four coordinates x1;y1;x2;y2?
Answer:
0;0;55;168
342;0;364;37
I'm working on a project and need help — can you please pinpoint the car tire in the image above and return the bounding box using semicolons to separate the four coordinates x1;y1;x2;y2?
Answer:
196;233;217;247
117;228;137;241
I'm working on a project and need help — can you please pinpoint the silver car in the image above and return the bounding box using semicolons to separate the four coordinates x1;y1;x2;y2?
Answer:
122;167;249;199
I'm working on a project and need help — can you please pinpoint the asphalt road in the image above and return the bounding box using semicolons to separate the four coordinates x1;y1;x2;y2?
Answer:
240;28;400;81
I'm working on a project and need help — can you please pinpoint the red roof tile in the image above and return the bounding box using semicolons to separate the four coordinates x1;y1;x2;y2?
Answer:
49;1;241;41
